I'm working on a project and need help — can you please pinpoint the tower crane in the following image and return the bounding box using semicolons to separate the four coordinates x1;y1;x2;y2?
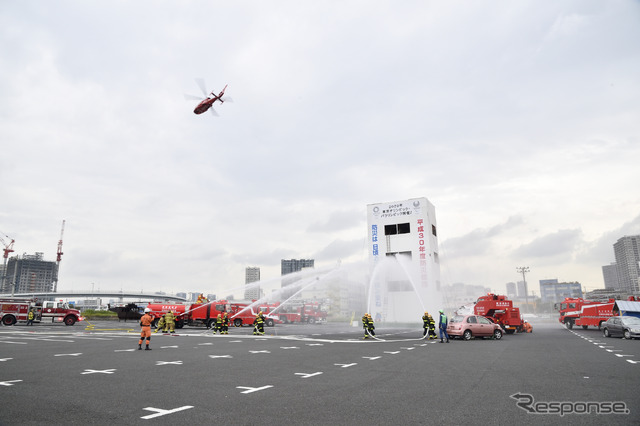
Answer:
54;220;65;293
0;231;15;292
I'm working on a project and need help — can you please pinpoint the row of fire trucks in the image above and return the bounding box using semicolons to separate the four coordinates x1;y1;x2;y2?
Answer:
143;299;327;329
0;298;84;326
555;296;639;329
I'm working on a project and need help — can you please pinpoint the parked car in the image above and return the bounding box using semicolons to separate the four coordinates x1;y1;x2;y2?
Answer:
447;314;503;340
602;316;640;339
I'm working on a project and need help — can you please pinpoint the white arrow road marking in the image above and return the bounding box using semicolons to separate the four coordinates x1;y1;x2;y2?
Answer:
156;361;183;365
81;369;116;375
54;353;82;357
249;350;271;354
295;372;323;378
141;405;193;420
0;358;13;361
209;355;233;359
362;356;381;360
0;380;22;386
114;349;137;352
237;385;273;394
626;360;639;364
334;363;357;368
384;351;400;355
280;346;299;349
615;354;634;358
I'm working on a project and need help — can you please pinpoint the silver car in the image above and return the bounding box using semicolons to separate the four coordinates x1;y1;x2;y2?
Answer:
602;316;640;339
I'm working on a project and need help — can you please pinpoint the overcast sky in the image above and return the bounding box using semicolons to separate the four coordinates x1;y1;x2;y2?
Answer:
1;1;639;298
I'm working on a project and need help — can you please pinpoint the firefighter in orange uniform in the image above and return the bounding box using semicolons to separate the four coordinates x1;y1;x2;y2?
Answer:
138;308;153;350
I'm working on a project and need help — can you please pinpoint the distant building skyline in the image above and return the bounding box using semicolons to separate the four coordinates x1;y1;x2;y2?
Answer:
613;235;640;293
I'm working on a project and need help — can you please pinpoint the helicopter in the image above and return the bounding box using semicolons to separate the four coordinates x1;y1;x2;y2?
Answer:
184;78;230;116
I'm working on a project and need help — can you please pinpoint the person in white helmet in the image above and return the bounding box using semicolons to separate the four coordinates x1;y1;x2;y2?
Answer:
138;308;153;350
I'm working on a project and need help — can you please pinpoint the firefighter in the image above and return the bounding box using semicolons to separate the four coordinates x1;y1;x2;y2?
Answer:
438;309;449;343
254;311;265;335
138;308;153;350
366;313;375;337
362;313;369;339
428;313;437;339
523;320;533;333
214;313;223;334
154;314;165;334
422;312;429;337
222;312;230;334
27;308;35;326
164;310;175;334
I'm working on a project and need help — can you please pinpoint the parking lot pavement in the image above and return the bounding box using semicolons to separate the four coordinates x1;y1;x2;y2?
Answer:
1;319;639;425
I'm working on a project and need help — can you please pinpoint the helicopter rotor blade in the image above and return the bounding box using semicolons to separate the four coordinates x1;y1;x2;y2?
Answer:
221;96;233;103
209;107;219;117
184;93;203;101
195;78;208;97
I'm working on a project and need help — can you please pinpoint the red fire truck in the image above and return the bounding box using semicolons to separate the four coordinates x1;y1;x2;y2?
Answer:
273;300;327;324
145;300;230;329
556;298;615;329
228;301;278;327
1;298;83;326
474;294;523;334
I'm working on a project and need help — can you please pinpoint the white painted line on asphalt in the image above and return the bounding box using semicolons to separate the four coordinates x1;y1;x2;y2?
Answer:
237;385;273;394
81;369;116;374
114;349;136;352
230;340;243;343
606;349;622;352
401;347;415;350
295;372;323;378
384;351;400;355
161;345;179;349
626;360;639;364
156;361;183;365
141;405;193;420
209;355;233;359
598;346;614;348
0;358;13;361
334;363;357;368
0;341;27;345
198;343;213;345
0;380;22;386
249;350;271;354
362;356;381;360
54;353;82;357
306;343;324;346
615;354;634;358
280;346;299;349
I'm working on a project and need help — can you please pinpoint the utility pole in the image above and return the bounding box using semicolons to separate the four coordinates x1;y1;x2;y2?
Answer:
516;266;530;312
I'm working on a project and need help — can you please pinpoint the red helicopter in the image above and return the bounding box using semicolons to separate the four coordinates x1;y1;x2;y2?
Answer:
184;78;230;116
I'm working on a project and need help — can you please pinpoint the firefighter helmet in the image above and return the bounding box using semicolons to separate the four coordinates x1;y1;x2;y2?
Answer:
144;308;151;313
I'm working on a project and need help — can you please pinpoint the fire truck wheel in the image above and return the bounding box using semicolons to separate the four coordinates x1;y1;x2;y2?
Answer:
603;328;610;338
582;325;588;330
151;319;158;328
2;315;17;326
565;320;574;330
64;316;76;326
493;329;503;340
234;319;243;327
308;317;315;324
462;330;472;341
207;319;216;329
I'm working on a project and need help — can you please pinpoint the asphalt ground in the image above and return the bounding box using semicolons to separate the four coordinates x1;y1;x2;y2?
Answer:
0;318;639;425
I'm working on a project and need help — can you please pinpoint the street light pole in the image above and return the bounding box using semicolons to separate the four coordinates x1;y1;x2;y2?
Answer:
516;266;530;311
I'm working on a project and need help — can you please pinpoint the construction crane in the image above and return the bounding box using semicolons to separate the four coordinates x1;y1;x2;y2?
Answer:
54;220;65;293
0;230;15;292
